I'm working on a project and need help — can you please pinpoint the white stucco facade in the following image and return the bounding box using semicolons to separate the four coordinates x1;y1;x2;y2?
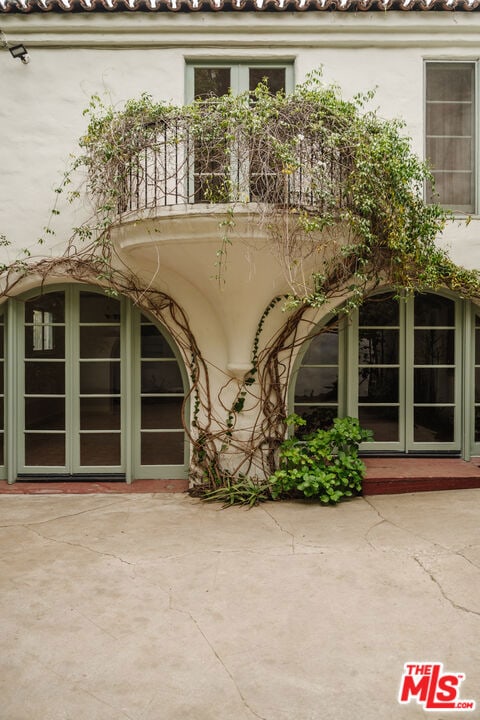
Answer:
2;2;480;481
2;11;480;256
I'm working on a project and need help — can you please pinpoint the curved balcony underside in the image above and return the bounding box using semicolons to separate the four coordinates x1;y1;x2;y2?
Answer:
112;202;346;376
112;204;286;373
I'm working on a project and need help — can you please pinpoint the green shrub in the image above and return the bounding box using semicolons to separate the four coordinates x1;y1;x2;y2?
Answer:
269;415;373;504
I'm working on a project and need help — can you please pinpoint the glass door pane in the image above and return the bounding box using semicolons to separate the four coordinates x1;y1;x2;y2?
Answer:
78;291;122;467
140;317;184;465
23;292;66;467
412;293;456;444
357;294;400;443
294;326;339;436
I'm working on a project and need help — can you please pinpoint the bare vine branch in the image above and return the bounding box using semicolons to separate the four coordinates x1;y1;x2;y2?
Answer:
2;72;479;489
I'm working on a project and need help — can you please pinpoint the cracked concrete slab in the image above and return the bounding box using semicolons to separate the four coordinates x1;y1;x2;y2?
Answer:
414;553;480;617
1;490;479;720
365;490;480;550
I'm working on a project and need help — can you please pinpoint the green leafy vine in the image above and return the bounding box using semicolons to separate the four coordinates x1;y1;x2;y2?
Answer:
1;71;479;501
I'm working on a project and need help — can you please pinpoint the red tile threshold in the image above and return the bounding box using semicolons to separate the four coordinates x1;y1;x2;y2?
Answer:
0;479;189;494
4;459;480;496
363;458;480;495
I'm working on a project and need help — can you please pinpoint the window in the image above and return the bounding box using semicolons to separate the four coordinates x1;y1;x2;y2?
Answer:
186;62;293;203
425;62;475;213
293;292;462;452
187;63;293;101
4;286;188;482
357;294;400;444
293;323;341;437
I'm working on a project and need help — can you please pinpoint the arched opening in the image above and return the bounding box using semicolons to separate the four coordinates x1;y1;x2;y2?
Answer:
292;320;341;438
4;285;189;483
293;291;465;454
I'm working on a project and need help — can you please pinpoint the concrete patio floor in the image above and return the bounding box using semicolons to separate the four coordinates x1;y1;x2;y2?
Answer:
1;490;479;720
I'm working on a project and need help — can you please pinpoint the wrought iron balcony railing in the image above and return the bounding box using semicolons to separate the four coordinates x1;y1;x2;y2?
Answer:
101;114;353;216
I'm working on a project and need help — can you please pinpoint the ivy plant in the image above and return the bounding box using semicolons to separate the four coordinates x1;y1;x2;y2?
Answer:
269;415;373;504
1;71;479;495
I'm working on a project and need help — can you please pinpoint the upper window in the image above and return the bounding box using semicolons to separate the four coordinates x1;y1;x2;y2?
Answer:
425;62;475;213
186;63;293;203
186;62;293;102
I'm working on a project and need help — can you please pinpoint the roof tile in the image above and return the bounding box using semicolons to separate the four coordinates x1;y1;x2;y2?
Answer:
0;0;479;10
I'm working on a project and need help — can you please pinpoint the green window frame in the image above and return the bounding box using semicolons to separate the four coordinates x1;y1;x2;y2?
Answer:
185;61;294;203
185;61;294;103
4;285;189;484
292;292;468;455
425;60;476;214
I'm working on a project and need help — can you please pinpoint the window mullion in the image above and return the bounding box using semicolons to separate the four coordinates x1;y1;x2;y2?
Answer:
235;64;248;94
67;285;79;473
7;299;19;483
284;64;294;94
458;299;468;458
124;298;133;483
346;310;359;419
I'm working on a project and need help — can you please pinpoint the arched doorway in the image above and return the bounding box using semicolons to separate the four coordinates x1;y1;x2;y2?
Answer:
6;285;188;482
357;292;460;452
293;291;463;454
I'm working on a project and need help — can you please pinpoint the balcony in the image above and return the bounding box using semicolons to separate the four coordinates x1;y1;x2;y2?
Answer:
102;112;352;215
103;109;354;374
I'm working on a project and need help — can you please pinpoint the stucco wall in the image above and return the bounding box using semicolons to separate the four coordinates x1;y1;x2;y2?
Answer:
1;10;480;396
1;11;479;253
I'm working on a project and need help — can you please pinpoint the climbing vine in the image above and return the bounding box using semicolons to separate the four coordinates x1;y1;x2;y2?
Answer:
1;72;479;493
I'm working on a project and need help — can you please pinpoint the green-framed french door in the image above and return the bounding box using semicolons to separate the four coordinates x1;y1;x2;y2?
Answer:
8;285;188;482
186;62;294;203
355;292;462;452
16;287;125;475
292;318;346;436
133;311;187;479
293;291;463;454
